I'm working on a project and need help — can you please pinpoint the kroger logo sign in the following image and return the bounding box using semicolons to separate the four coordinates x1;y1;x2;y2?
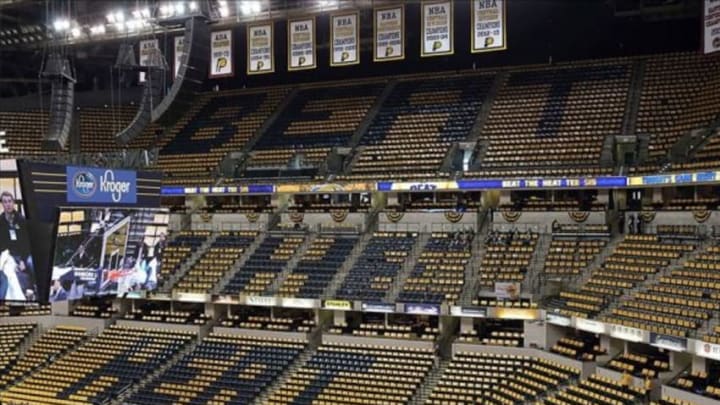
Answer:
67;166;136;204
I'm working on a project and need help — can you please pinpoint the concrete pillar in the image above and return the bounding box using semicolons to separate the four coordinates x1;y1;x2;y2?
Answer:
692;356;707;374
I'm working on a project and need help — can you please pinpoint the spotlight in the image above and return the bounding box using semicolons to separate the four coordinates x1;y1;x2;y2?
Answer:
106;12;116;23
189;1;198;11
70;27;81;38
114;11;125;22
52;19;70;31
174;2;186;14
90;24;106;35
219;5;229;17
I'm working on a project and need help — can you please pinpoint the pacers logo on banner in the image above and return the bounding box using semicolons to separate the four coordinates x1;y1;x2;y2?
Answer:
67;166;137;204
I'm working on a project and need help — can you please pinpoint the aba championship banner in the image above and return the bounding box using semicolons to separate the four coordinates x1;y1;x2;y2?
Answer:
66;166;137;204
705;0;720;54
422;1;453;57
210;30;233;78
331;12;359;66
374;5;404;62
472;0;506;53
138;39;158;83
288;17;316;71
174;36;184;79
247;23;274;75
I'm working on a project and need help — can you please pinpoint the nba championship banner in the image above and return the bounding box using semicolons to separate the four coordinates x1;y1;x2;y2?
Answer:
210;29;233;78
331;12;359;66
421;1;453;57
705;0;720;54
288;17;316;71
138;39;158;82
374;5;404;61
247;22;274;75
173;36;184;79
472;0;506;53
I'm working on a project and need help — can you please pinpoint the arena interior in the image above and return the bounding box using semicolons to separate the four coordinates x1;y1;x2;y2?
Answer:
0;0;720;404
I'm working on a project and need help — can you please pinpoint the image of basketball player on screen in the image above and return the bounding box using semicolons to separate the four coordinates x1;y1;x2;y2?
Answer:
0;191;37;301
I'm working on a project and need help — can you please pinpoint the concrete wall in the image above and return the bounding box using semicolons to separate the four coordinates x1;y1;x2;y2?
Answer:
379;211;478;233
452;343;595;378
191;213;268;231
493;211;607;231
280;212;368;232
322;333;435;350
625;210;719;234
213;326;308;341
662;385;719;405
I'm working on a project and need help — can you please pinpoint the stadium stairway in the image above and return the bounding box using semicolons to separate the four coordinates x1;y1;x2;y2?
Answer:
621;58;647;136
112;333;202;405
211;232;267;295
158;232;217;293
384;233;431;303
264;233;319;296
321;230;375;300
465;71;507;144
410;358;451;405
523;232;553;297
459;234;489;306
251;343;319;405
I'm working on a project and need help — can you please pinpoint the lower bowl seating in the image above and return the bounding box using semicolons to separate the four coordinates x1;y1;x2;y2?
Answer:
127;333;307;405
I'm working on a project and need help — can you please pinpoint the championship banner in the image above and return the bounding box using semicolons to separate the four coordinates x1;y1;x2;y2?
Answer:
421;1;453;57
210;29;233;78
472;0;506;53
288;17;316;71
331;11;359;66
173;36;184;79
138;39;158;82
247;22;274;75
374;5;404;62
705;0;720;54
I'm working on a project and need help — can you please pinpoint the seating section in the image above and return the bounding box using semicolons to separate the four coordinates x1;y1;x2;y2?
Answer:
0;325;194;405
78;105;157;152
540;374;647;405
123;303;211;325
0;323;36;379
265;341;434;404
606;351;670;378
427;352;580;404
543;237;607;277
128;333;306;405
478;231;538;289
336;232;418;301
329;322;439;340
0;304;51;317
157;87;289;185
245;83;382;174
221;234;305;295
71;301;117;318
550;334;606;362
635;52;720;166
600;244;720;337
457;321;524;347
469;61;630;178
0;111;50;157
160;231;210;284
220;314;316;332
344;74;493;180
675;127;720;172
0;326;87;389
672;368;720;401
552;234;694;318
705;325;720;344
652;396;700;405
398;232;473;304
173;231;257;294
276;236;357;298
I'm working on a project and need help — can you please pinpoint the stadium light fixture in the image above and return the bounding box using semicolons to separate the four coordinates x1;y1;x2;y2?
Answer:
175;2;186;14
52;19;70;31
219;5;230;17
70;27;82;38
189;1;198;11
114;11;125;23
90;24;106;35
106;12;116;23
239;1;261;15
